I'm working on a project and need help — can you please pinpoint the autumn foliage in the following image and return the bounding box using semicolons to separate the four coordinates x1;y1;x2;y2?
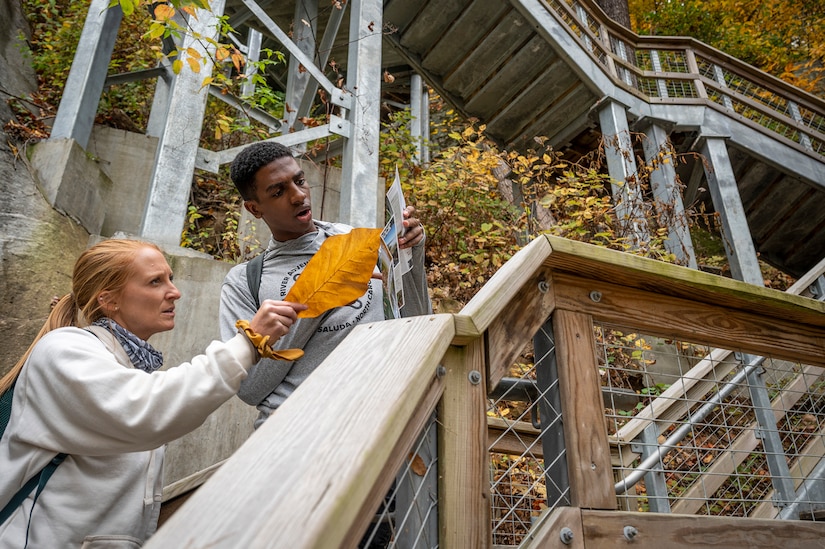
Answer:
629;0;825;97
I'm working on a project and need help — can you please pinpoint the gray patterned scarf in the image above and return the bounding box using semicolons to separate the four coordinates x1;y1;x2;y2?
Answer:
91;318;164;373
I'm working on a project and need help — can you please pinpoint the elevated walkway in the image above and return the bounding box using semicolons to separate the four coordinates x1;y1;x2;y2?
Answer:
48;0;825;282
224;0;825;279
142;235;825;547
378;0;825;278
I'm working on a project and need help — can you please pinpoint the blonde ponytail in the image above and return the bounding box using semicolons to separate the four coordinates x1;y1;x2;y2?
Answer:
0;294;78;394
0;239;159;394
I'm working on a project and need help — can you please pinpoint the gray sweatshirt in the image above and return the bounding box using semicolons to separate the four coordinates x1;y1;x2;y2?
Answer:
219;220;430;428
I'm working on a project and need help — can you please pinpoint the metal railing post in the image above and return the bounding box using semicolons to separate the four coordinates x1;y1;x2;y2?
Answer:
740;353;798;511
534;319;570;507
632;422;671;513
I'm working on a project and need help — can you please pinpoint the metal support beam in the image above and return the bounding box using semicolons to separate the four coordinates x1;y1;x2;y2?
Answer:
649;50;669;99
241;0;351;111
597;99;649;248
420;85;430;166
146;10;185;138
741;353;797;509
145;59;174;139
240;29;263;100
634;422;671;513
285;0;317;134
140;1;226;246
50;0;122;149
339;0;384;228
641;122;697;268
698;137;763;285
294;1;347;131
410;74;423;164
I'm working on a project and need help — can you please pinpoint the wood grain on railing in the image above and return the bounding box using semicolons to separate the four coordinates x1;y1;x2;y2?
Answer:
145;314;454;548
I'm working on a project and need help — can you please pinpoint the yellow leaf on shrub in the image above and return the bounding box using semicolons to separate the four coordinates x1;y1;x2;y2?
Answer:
285;228;382;318
147;23;165;40
153;3;174;21
186;56;201;73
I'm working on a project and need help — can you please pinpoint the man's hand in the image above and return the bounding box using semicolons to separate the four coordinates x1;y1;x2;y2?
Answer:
398;205;425;249
249;300;307;343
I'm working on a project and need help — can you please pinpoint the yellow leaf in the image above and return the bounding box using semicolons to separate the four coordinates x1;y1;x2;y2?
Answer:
231;50;244;72
153;3;175;21
215;47;230;62
186;47;202;60
186;56;201;73
172;59;183;74
147;23;165;40
285;228;382;318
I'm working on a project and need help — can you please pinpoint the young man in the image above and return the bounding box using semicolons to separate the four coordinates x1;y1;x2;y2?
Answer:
219;142;431;428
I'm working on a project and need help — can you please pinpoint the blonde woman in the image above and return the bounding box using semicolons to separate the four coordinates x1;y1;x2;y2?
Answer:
0;239;304;548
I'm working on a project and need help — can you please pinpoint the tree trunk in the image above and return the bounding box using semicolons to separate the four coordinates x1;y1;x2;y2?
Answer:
595;0;631;29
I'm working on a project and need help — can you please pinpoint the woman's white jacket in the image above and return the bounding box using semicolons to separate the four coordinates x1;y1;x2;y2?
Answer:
0;326;257;548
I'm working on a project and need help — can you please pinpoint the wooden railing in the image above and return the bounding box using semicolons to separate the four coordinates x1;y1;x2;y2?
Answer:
542;0;825;159
145;236;825;548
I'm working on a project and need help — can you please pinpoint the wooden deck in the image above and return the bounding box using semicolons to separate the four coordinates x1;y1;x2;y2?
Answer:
145;236;825;548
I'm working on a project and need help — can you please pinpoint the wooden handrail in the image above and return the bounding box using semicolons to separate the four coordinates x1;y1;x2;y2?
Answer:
144;236;825;547
145;314;454;548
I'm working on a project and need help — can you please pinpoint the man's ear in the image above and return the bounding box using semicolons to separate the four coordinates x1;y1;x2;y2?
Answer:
244;200;262;219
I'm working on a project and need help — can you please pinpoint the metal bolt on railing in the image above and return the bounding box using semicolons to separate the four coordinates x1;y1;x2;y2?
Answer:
623;525;638;541
559;526;574;545
435;365;446;378
589;290;602;302
538;280;550;293
468;370;481;385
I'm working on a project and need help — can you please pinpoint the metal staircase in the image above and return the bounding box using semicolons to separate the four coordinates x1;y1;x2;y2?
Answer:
51;0;824;285
378;0;825;280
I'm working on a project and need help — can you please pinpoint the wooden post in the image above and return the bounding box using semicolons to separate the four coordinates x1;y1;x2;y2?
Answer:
553;309;616;509
439;340;491;548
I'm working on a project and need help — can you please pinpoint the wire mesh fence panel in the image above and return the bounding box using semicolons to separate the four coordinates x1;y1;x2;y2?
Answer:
359;414;439;549
598;322;825;521
487;320;568;545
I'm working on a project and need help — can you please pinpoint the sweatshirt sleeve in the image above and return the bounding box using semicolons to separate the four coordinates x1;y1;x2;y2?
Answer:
12;328;257;456
219;263;258;342
400;233;432;318
220;263;293;405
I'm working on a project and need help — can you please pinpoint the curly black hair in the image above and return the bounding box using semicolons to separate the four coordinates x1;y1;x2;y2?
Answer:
229;141;295;201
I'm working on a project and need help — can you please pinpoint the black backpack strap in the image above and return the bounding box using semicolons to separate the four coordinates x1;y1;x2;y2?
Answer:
0;383;13;437
0;454;67;525
0;383;67;526
246;252;265;309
